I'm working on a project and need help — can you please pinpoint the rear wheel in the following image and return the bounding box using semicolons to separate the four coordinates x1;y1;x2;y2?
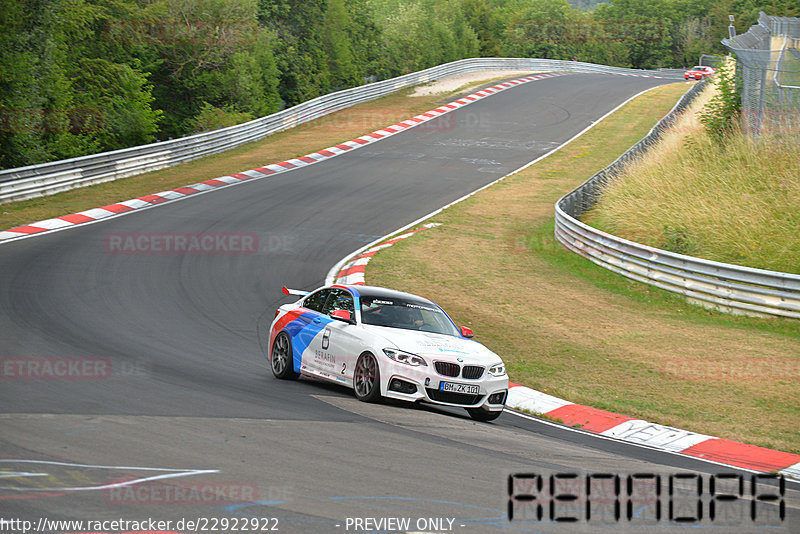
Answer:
271;332;298;379
353;352;381;402
467;406;503;422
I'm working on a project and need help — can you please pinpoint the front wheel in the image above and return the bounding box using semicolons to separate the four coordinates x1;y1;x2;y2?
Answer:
467;406;503;422
353;352;382;403
271;332;298;379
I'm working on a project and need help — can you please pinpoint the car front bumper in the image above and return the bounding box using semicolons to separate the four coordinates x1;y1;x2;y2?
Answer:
381;368;509;411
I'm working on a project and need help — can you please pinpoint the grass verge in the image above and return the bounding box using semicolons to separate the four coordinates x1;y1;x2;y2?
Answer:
366;81;800;453
583;82;800;274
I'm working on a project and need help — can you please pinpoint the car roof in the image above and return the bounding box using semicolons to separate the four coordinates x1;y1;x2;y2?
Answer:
335;284;435;304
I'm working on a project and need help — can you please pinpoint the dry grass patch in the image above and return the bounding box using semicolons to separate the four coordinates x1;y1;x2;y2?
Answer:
367;81;800;453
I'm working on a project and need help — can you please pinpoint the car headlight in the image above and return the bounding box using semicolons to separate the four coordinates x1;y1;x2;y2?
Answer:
383;348;427;367
488;363;506;377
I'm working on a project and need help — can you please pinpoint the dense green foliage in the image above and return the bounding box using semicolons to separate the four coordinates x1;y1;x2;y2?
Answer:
1;0;797;169
699;61;741;142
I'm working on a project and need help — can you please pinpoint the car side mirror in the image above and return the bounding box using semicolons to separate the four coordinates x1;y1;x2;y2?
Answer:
460;326;474;338
331;309;354;324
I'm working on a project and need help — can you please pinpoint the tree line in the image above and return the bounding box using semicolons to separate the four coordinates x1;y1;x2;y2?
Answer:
1;0;796;170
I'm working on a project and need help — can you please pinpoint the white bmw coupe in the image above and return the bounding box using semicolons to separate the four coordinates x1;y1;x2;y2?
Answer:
268;284;508;421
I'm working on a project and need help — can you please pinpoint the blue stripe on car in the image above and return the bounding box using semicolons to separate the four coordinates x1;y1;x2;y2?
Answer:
283;311;333;372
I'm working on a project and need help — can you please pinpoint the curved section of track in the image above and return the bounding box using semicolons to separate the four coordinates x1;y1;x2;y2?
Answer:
2;74;796;532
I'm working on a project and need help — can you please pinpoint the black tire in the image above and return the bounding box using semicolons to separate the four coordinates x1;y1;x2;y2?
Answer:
271;332;298;379
353;352;382;403
467;406;503;422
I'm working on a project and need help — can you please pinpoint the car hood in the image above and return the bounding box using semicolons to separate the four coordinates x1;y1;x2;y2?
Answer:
366;326;502;364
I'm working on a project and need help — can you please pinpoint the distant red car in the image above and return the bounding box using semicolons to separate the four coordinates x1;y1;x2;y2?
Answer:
684;66;716;80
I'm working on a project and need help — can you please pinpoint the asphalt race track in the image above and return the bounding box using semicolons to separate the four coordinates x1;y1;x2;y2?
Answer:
1;73;797;533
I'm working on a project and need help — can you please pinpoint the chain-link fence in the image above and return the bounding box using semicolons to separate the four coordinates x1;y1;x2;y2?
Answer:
698;54;725;67
723;12;800;136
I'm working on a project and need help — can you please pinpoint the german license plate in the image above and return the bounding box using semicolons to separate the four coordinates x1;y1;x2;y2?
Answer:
439;381;480;394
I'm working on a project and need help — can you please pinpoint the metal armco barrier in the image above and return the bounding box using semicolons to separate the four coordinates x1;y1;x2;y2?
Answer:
0;58;682;204
555;81;800;319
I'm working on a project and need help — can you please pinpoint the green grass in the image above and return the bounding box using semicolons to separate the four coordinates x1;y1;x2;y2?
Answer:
531;219;800;340
583;82;800;274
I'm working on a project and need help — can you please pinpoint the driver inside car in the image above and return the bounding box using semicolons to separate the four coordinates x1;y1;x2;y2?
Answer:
409;308;424;329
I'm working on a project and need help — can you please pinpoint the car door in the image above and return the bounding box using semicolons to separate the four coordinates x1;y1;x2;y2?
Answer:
290;288;333;375
311;288;362;384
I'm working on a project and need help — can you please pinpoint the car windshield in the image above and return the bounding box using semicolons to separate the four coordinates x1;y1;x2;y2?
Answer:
359;296;460;336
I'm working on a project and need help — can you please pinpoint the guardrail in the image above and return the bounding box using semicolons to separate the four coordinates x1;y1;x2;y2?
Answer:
0;58;682;204
554;80;800;319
